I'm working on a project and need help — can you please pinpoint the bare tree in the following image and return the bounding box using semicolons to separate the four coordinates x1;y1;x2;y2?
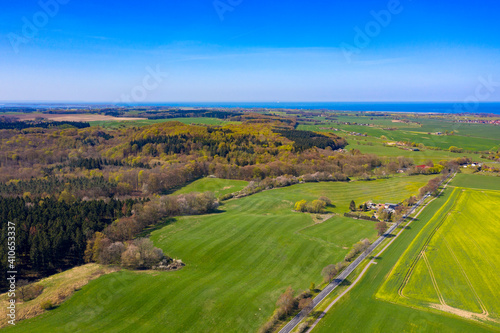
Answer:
322;264;338;283
376;221;388;236
276;286;295;316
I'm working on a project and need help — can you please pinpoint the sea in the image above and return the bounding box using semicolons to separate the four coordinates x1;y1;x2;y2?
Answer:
1;102;500;115
157;102;500;114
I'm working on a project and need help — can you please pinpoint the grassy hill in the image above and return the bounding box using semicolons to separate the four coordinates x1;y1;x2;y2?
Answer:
4;176;432;332
173;177;248;198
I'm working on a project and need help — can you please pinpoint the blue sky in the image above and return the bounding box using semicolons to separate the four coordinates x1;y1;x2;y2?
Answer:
1;0;499;102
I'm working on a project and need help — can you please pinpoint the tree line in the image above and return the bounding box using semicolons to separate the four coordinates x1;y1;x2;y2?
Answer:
0;118;90;130
0;197;135;291
0;176;117;198
274;129;347;152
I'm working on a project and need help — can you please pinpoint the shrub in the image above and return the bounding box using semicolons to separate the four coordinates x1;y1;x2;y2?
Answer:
345;239;371;261
298;298;313;311
17;281;44;302
309;200;326;213
297;290;312;300
297;322;309;333
295;198;329;214
344;212;378;222
276;286;295;316
120;238;165;269
294;200;307;212
219;193;234;201
135;238;165;268
100;242;126;265
40;300;54;310
121;244;141;269
322;264;338;283
318;196;332;206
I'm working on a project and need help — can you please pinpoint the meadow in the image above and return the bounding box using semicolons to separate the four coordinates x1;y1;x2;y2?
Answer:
173;178;248;198
0;264;118;328
451;173;500;191
312;186;499;333
320;114;500;141
4;176;432;333
298;116;500;152
344;141;489;164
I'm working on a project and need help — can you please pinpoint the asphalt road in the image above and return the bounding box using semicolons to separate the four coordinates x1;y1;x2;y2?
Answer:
277;175;453;333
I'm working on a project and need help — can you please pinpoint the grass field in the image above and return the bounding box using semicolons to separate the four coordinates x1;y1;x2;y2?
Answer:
312;186;499;333
298;121;500;152
451;173;500;191
298;215;380;249
89;117;234;129
405;118;500;141
4;176;432;333
0;264;118;328
173;177;248;198
376;187;500;328
344;142;489;164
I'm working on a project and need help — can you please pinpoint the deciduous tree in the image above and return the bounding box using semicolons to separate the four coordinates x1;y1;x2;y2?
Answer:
276;286;295;316
376;221;388;236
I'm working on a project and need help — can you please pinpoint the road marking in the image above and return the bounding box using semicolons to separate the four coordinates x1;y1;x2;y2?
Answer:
279;173;457;333
305;260;377;333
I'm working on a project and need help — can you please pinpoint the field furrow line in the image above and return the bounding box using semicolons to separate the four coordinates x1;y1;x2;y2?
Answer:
444;239;489;316
397;184;461;301
422;251;446;306
398;184;462;297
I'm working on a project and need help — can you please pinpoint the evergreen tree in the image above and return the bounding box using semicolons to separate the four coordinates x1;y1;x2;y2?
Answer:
349;200;356;212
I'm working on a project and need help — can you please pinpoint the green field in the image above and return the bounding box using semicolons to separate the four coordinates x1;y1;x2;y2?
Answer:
375;186;500;329
313;186;498;333
298;215;379;248
451;173;500;191
173;177;248;198
405;118;500;141
89;117;234;129
298;120;500;152
298;118;497;163
344;142;489;164
6;176;432;333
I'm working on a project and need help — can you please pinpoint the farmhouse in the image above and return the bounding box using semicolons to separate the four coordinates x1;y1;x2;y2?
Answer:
463;162;483;168
366;202;398;213
384;203;398;213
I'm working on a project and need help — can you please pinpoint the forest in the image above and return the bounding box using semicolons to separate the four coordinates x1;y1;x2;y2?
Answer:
0;118;90;130
0;197;136;290
0;110;476;293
